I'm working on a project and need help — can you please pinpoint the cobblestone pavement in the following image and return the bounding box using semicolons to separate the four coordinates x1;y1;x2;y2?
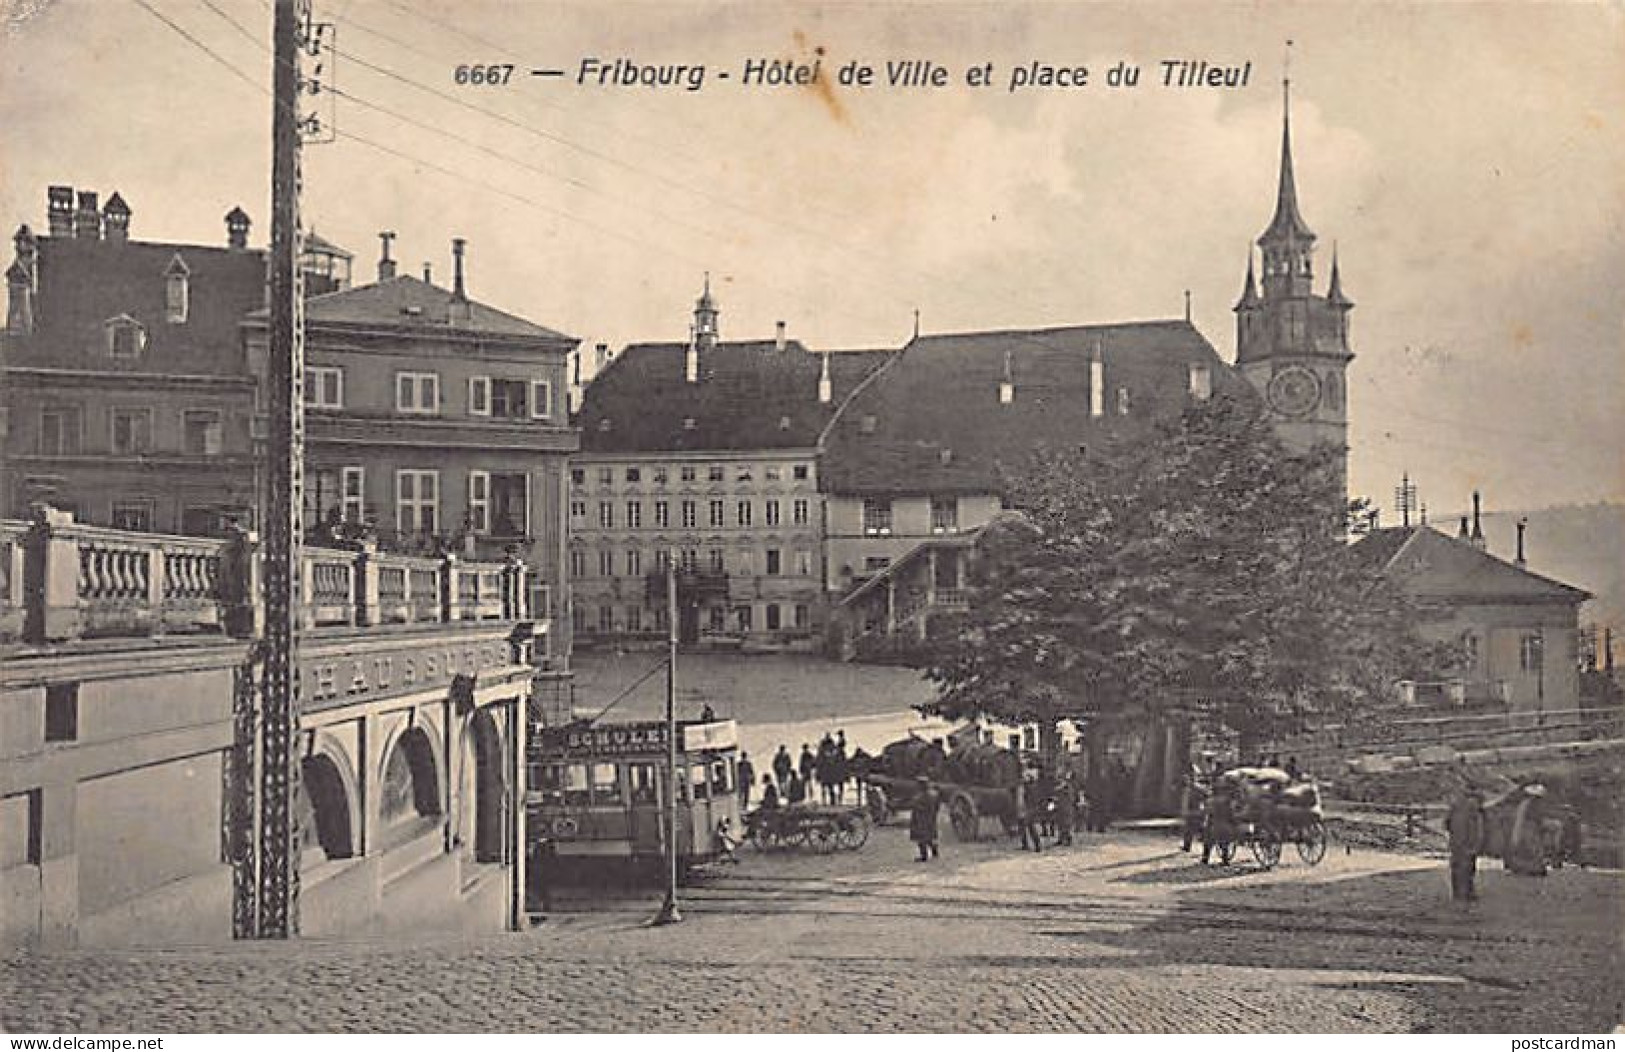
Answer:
4;826;1621;1033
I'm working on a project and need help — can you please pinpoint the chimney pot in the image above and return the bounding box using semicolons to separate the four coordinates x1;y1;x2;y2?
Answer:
74;190;101;240
102;192;131;243
224;207;251;250
377;231;397;280
451;237;467;300
47;186;75;237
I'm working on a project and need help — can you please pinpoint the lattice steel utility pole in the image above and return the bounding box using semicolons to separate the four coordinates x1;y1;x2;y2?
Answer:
257;0;308;938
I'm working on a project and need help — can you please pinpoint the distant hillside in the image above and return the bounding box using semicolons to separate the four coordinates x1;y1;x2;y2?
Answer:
1468;503;1625;633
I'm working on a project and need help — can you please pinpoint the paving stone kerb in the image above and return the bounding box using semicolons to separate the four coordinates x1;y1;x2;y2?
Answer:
3;829;1620;1033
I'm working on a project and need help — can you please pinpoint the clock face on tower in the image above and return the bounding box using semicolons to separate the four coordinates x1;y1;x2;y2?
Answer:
1266;365;1322;419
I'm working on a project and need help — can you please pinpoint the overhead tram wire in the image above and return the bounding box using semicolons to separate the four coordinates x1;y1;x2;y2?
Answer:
186;0;722;270
217;0;1181;356
314;8;1231;362
586;657;674;727
181;0;1257;369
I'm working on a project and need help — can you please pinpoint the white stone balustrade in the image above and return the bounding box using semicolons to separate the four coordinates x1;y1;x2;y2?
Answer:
3;505;533;646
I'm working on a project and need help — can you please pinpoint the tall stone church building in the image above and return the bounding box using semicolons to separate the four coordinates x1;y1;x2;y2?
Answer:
1234;85;1355;502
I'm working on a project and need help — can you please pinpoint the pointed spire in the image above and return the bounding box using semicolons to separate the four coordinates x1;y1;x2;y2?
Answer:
1262;47;1315;246
1327;243;1352;307
1234;250;1260;310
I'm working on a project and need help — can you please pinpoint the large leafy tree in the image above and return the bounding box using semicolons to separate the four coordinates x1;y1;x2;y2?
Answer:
922;393;1455;752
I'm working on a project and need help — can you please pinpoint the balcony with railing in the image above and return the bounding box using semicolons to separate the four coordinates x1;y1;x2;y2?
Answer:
1;504;537;649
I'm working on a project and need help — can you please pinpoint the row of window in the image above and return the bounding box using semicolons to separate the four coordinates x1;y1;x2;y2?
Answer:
572;602;811;634
306;466;531;538
862;497;958;535
571;496;813;531
301;367;555;420
36;405;225;457
569;546;815;579
570;463;812;487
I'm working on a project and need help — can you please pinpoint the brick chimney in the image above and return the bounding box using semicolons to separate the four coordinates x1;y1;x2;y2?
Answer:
47;187;74;237
377;231;397;280
594;342;608;373
817;351;832;404
422;262;432;283
224;207;251;250
102;193;131;243
775;320;787;352
73;190;101;240
1515;518;1528;567
1470;491;1486;550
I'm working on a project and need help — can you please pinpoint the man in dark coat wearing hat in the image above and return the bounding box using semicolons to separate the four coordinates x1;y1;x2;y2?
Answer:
910;777;942;861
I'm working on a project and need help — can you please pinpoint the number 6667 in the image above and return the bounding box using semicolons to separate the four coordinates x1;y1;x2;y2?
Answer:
454;64;514;86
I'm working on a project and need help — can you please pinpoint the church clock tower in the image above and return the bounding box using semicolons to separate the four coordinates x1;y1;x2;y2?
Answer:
1235;76;1353;502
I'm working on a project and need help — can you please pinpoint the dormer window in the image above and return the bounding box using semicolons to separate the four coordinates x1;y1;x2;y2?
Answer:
682;417;697;431
778;415;791;431
1187;363;1212;401
859;415;877;434
598;418;613;432
104;315;147;359
164;254;190;324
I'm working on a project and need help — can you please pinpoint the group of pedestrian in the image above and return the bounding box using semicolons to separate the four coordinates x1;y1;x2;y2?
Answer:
1012;763;1079;852
740;731;854;813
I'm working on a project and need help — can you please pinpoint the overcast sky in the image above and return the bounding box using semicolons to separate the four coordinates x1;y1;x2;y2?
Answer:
3;0;1621;514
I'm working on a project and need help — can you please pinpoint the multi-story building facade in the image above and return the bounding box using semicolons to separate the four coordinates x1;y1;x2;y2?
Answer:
571;281;891;648
244;235;580;664
2;187;265;532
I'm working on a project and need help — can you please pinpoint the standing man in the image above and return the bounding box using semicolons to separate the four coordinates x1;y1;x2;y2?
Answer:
910;776;941;861
772;745;793;794
1053;770;1076;847
1446;779;1485;902
738;751;756;810
798;742;818;796
1015;769;1043;853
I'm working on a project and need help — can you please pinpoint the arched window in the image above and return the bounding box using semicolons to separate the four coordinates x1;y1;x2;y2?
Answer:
380;728;441;832
299;754;354;861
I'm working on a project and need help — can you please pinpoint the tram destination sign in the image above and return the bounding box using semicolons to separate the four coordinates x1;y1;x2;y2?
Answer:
541;721;670;757
538;719;739;756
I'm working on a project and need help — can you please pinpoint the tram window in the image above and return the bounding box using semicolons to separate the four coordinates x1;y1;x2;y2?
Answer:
591;763;623;805
628;762;658;805
562;763;591;806
689;763;709;801
536;764;566;807
710;759;732;796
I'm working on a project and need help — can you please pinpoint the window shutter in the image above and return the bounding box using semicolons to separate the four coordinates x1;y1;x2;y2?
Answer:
530;379;551;419
469;376;491;416
468;470;490;534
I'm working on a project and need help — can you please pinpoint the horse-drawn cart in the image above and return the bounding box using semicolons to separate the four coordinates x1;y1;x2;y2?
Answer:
744;804;871;854
1206;767;1328;869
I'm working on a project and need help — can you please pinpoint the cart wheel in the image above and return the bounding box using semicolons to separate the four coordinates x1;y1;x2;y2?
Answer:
1251;826;1283;870
867;787;891;825
1297;819;1327;866
807;821;839;854
836;813;871;851
949;794;980;842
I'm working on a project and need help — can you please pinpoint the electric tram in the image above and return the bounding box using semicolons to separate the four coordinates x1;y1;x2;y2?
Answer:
526;718;742;871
